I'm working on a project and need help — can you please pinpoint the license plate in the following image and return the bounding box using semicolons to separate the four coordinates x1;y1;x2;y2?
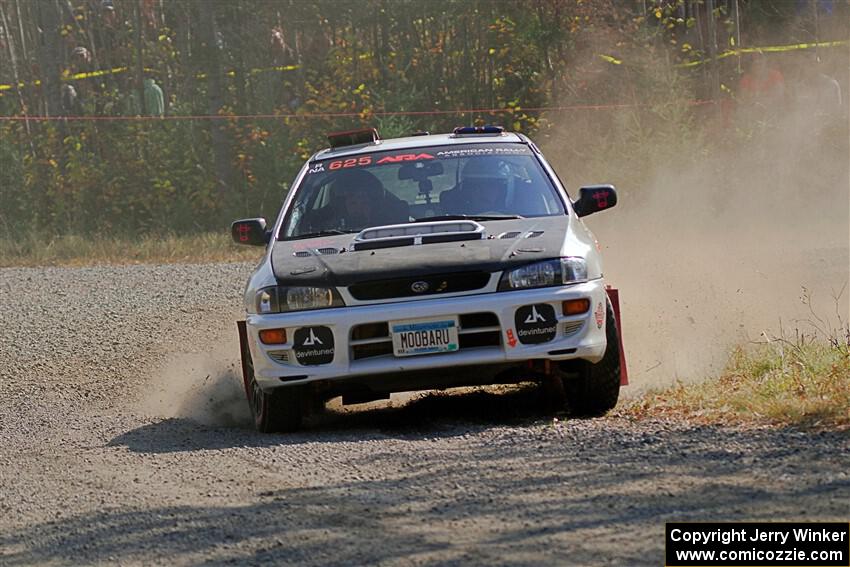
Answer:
390;317;459;357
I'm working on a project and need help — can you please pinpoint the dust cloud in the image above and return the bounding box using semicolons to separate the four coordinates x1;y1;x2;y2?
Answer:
548;51;850;390
140;334;252;428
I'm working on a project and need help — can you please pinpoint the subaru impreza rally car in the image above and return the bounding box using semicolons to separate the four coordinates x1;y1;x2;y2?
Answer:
232;126;627;432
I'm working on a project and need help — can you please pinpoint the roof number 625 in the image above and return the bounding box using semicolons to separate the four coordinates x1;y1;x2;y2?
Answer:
329;156;372;170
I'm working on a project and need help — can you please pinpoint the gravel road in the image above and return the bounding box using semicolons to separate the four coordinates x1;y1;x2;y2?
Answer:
1;262;848;566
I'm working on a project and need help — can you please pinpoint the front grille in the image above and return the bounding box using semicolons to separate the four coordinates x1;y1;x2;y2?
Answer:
351;341;393;360
351;322;389;341
459;331;501;349
348;272;490;301
459;312;499;328
350;311;501;361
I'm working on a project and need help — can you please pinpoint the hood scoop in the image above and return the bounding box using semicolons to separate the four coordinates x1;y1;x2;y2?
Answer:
352;220;485;251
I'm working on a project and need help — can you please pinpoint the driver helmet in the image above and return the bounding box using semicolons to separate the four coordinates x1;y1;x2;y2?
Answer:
331;169;385;228
458;156;510;211
460;156;509;184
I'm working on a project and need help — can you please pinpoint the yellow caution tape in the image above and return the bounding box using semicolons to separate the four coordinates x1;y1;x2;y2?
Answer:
0;39;844;93
598;54;622;65
596;39;848;70
678;39;849;67
0;64;300;92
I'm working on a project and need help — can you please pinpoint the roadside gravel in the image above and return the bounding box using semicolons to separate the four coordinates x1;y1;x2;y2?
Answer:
1;263;848;566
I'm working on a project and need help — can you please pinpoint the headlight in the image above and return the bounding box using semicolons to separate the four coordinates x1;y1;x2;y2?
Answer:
498;257;588;290
252;286;343;313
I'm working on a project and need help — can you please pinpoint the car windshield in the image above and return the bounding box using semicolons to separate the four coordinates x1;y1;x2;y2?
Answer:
279;142;565;239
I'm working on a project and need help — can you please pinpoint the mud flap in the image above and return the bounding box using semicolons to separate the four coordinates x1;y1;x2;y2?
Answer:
236;320;253;398
605;288;629;386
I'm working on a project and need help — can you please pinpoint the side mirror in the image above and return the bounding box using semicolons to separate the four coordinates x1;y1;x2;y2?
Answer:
231;218;270;246
573;185;617;217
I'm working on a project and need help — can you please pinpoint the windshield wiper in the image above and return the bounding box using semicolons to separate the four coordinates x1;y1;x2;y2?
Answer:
413;214;524;223
284;229;358;241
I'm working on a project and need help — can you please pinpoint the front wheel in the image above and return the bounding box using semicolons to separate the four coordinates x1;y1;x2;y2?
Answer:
559;301;621;416
241;336;304;433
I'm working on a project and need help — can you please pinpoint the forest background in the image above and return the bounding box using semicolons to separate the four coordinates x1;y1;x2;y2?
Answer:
0;0;847;245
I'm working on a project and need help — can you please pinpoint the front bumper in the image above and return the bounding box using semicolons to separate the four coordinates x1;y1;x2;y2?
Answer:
245;280;609;390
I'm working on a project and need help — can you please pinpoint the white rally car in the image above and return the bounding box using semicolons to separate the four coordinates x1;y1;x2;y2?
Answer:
232;126;627;432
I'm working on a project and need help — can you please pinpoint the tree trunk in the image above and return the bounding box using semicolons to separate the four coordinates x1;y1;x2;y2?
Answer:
705;0;721;111
198;1;232;196
36;0;62;117
133;0;146;115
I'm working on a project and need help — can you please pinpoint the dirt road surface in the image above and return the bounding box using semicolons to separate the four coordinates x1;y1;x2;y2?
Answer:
1;263;848;566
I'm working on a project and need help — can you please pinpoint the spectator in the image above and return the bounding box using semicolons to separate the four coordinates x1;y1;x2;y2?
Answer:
737;53;786;128
143;77;164;117
739;53;785;106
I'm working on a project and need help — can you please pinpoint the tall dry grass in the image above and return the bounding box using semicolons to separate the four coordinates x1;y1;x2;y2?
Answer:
620;289;850;429
0;232;261;268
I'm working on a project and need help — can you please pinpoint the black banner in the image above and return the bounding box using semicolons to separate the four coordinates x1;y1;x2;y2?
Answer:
514;303;557;344
292;326;334;365
666;522;849;566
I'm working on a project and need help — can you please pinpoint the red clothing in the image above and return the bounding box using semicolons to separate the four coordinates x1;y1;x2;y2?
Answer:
739;68;784;95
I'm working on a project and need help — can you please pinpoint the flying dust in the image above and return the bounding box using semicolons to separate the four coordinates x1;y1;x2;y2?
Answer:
547;49;849;389
140;331;253;428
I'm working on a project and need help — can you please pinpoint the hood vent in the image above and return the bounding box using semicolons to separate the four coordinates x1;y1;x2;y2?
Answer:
352;220;486;251
499;231;521;239
525;230;545;238
293;247;340;257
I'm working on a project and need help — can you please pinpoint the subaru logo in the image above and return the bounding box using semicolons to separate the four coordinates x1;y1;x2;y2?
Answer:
411;281;430;293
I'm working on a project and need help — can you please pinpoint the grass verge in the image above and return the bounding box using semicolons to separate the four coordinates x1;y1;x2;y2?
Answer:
619;334;850;429
0;232;262;268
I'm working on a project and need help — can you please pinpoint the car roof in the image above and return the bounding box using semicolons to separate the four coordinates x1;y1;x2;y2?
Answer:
311;131;528;161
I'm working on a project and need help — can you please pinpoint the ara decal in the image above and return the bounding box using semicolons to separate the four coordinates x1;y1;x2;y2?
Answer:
376;153;435;164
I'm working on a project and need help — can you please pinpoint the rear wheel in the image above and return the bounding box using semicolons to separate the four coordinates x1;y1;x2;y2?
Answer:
241;339;304;433
560;301;621;416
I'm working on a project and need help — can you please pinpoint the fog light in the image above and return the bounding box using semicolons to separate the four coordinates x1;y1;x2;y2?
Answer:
259;328;287;345
562;298;590;315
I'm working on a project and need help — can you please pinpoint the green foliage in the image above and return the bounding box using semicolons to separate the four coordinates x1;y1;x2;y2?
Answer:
1;0;843;238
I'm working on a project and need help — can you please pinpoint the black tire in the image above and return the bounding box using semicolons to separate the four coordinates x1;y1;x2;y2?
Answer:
560;301;621;417
241;339;304;433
